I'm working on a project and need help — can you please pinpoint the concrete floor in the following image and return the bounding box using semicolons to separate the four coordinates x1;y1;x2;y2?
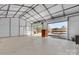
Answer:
0;36;78;55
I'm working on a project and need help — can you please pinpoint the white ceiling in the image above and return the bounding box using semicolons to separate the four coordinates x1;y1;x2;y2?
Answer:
0;4;79;23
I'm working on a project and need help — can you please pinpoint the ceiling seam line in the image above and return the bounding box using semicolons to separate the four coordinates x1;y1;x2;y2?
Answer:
5;4;10;18
19;4;36;18
13;4;24;18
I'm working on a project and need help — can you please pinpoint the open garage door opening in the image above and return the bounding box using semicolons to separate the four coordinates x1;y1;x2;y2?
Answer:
48;21;68;39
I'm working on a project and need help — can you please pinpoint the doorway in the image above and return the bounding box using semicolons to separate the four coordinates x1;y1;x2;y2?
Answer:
48;21;68;39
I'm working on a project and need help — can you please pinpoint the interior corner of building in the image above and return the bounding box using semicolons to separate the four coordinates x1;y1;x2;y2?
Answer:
0;4;79;55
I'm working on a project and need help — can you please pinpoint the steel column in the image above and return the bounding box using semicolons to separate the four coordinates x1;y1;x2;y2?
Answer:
18;18;20;36
9;18;11;37
67;17;70;40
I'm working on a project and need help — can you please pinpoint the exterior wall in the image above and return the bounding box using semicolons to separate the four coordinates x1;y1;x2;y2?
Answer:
69;16;79;40
0;15;79;39
0;18;30;37
47;17;67;24
11;18;19;36
0;18;9;37
26;21;31;36
47;17;68;39
20;19;25;35
0;18;20;37
47;16;79;40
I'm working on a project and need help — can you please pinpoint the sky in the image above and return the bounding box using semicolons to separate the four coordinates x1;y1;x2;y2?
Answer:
48;21;67;28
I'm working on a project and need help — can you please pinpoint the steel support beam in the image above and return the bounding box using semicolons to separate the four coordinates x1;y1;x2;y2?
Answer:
42;4;54;18
13;4;24;18
0;9;24;12
6;4;10;18
23;15;34;21
52;5;79;15
14;4;58;15
26;12;37;21
20;4;58;19
19;4;36;18
0;5;7;10
0;17;19;18
32;4;58;16
54;11;79;18
32;10;79;24
33;4;79;23
61;4;65;16
0;5;7;17
19;4;79;21
32;8;46;22
21;4;38;17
